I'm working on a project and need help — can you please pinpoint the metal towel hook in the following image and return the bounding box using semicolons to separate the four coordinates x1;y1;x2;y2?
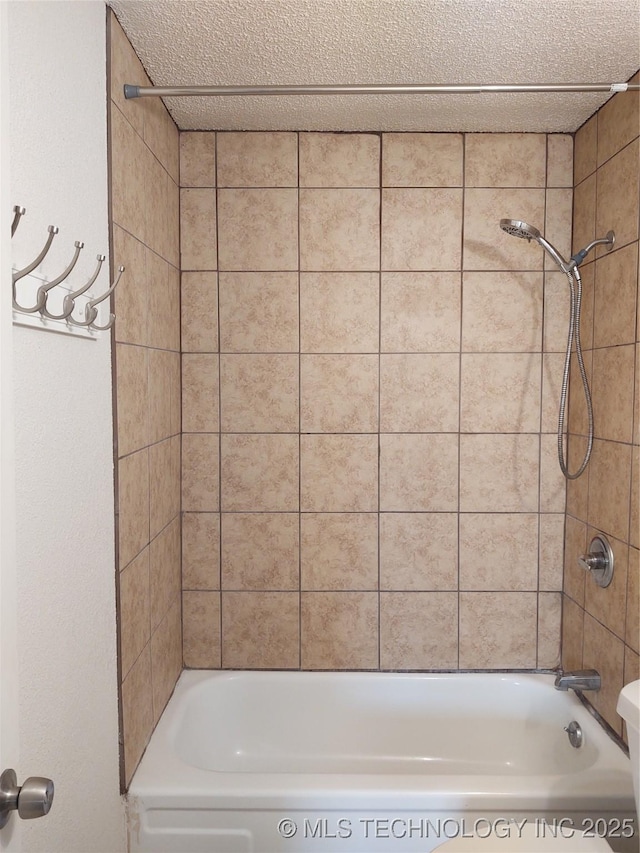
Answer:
65;255;106;327
11;206;26;238
87;265;125;331
12;225;59;310
37;241;85;319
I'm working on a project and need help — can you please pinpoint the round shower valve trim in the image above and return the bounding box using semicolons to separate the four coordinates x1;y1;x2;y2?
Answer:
578;535;614;588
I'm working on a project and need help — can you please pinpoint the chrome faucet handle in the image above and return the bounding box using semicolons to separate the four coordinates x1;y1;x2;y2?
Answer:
578;535;614;588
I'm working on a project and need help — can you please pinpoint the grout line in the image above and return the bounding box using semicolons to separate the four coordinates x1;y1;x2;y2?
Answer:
297;131;302;671
214;131;224;668
457;133;466;668
377;133;383;672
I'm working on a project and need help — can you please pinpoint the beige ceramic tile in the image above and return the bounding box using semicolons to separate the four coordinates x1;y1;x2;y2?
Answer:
145;152;172;262
538;514;565;591
567;349;593;437
380;354;459;432
592;345;635;443
219;272;298;353
150;598;182;722
561;595;584;672
463;188;545;271
301;514;378;591
597;87;640;166
121;646;153;786
301;434;377;512
149;518;181;631
382;188;462;270
300;273;379;353
541;353;564;434
460;353;541;433
459;592;537;668
183;591;221;668
217;132;297;187
381;272;461;352
459;514;538;591
380;513;458;591
111;104;149;242
593;242;638;348
301;355;378;432
574;116;597;185
109;11;148;136
149;436;180;538
143;98;179;183
300;189;379;271
301;592;378;669
300;133;379;187
572;173;596;257
537;592;561;668
165;175;180;269
182;434;219;512
182;354;219;433
382;133;463;187
459;435;539;512
543;271;572;352
461;272;543;352
631;447;639;550
149;348;175;444
113;225;147;346
626;547;639;653
180;189;217;271
181;272;218;352
169;351;181;437
221;434;299;511
221;513;299;590
182;513;220;590
222;592;299;668
546;135;574;188
116;344;149;457
147;253;180;352
180;132;216;187
119;548;150;678
563;515;587;607
544;188;573;271
583;613;625;735
566;438;589;520
635;348;640;446
380;434;458;512
380;592;458;669
218;189;298;271
465;134;546;187
587;439;632;542
596;140;640;254
539;433;567;513
118;448;149;570
585;535;628;641
220;354;298;432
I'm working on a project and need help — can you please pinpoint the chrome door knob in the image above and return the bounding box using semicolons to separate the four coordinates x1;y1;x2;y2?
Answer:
0;768;54;828
18;776;54;819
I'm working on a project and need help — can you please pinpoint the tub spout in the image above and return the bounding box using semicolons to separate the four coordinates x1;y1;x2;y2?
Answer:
554;670;601;692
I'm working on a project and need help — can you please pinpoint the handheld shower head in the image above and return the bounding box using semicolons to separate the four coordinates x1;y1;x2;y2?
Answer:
500;219;541;241
500;218;570;272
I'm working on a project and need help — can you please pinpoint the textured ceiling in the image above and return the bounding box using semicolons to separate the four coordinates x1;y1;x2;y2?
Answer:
108;0;640;132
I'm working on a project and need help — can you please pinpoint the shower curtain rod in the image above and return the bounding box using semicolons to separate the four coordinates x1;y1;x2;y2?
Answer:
124;82;640;98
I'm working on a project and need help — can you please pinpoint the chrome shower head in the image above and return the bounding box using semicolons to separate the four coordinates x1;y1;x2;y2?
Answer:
500;219;541;241
499;217;570;272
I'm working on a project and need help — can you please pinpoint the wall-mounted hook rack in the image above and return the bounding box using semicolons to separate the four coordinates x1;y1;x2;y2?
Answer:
38;241;84;319
10;205;124;338
11;206;26;238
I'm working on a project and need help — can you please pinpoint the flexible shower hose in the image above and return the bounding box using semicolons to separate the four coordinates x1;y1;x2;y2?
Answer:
557;266;594;479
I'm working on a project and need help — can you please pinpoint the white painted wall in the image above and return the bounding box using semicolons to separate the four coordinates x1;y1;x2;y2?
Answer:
7;2;126;851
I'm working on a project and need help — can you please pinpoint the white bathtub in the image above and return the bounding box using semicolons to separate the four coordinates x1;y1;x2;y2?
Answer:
128;671;636;853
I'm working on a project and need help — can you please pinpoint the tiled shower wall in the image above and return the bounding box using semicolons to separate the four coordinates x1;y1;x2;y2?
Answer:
109;13;182;786
180;130;573;671
562;76;640;739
